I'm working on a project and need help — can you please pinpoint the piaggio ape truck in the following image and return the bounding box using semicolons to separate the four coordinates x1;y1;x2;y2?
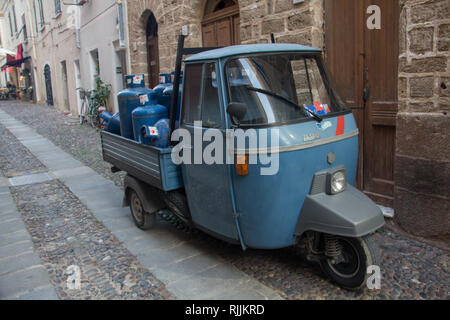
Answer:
100;35;385;289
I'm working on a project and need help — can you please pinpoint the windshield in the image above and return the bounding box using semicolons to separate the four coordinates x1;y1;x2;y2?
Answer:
225;54;347;127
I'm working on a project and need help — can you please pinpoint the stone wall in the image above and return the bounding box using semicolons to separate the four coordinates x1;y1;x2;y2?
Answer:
395;0;449;240
126;0;320;86
239;0;323;48
126;0;206;86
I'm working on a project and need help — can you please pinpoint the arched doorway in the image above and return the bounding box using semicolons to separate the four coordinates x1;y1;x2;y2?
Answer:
146;13;159;88
202;0;240;47
44;64;53;106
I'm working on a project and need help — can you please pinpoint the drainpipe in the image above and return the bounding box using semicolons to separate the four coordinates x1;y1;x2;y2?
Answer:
75;2;81;48
117;0;125;49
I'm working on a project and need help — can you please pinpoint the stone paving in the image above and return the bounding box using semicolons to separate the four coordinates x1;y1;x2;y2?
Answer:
0;101;449;300
10;180;172;300
0;118;172;299
0;106;281;300
0;100;125;188
0;171;58;300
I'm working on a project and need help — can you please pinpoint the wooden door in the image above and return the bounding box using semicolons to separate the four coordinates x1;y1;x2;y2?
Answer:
363;0;399;206
324;0;365;188
202;2;240;47
61;61;70;111
233;16;240;44
44;64;53;106
202;23;217;47
325;0;399;206
217;19;232;46
147;35;159;88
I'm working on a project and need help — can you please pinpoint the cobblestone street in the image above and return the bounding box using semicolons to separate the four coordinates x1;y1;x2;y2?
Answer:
0;101;449;300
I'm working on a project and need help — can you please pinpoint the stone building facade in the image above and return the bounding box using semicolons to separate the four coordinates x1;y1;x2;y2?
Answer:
125;0;322;85
395;0;449;241
124;0;449;242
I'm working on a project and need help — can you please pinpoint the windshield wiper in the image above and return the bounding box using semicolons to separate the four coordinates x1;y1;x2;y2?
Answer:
246;86;323;123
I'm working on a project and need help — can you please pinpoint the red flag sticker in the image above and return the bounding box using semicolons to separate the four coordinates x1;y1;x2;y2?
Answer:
336;116;345;136
313;101;324;111
149;126;159;136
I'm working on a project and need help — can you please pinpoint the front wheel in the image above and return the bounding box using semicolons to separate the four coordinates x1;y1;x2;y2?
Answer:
319;235;380;289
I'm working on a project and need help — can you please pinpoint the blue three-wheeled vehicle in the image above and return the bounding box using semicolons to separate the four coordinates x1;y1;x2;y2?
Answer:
101;35;385;289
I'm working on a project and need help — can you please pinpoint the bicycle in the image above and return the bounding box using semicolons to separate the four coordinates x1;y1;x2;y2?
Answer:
77;88;89;124
77;88;98;127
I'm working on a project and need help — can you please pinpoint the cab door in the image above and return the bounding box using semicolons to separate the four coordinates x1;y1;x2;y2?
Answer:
180;62;238;241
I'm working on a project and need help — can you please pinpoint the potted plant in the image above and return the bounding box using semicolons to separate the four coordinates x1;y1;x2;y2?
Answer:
90;76;112;127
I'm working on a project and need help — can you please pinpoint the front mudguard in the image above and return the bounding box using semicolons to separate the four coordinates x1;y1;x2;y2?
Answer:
294;185;385;238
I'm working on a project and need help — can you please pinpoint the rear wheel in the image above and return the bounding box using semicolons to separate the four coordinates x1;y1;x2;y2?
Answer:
319;235;380;289
129;190;156;230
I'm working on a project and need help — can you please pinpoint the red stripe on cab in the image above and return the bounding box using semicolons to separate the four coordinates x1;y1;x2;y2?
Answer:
336;116;345;136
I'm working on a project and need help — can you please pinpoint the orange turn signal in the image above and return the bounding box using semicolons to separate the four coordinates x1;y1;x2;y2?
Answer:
235;155;249;176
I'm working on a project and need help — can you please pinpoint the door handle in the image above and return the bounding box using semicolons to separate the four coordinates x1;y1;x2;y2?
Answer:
363;87;370;103
350;87;370;110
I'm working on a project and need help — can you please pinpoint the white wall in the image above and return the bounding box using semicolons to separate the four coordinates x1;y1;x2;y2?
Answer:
0;0;129;114
79;0;127;113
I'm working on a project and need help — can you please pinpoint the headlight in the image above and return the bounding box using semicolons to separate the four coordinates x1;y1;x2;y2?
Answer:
329;170;346;194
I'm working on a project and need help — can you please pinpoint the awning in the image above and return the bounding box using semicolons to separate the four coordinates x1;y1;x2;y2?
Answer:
1;44;30;71
1;55;31;71
0;48;16;56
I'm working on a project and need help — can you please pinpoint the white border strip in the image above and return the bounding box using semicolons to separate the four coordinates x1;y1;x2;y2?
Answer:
233;130;359;155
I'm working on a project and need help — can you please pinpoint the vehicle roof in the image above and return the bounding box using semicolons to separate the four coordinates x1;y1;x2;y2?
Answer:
185;43;321;62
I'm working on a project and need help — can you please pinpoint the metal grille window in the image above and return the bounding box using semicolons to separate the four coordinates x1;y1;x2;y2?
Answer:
54;0;62;15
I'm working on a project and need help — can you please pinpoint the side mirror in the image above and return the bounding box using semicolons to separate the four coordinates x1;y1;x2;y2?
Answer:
227;102;247;124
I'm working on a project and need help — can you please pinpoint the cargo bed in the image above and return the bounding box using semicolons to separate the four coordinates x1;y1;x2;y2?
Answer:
100;131;183;191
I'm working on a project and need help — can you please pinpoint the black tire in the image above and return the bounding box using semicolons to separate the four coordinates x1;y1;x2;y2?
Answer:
163;190;191;222
320;235;380;290
129;190;156;230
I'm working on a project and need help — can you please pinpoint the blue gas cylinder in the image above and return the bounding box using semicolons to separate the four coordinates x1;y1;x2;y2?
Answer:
132;105;168;145
153;84;172;108
118;74;157;140
100;111;121;135
159;73;172;85
153;73;173;110
153;83;171;95
150;118;171;149
157;86;173;110
162;86;183;121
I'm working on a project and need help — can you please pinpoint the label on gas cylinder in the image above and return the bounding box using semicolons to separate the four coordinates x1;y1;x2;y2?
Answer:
133;75;143;84
148;126;159;136
139;94;149;105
